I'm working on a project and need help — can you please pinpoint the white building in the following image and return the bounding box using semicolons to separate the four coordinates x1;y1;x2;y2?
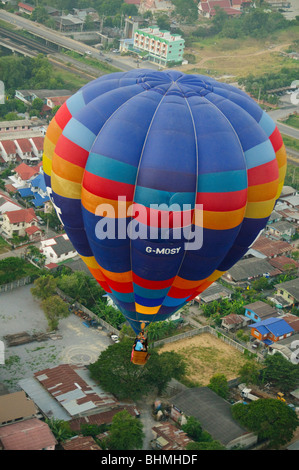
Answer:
40;234;77;264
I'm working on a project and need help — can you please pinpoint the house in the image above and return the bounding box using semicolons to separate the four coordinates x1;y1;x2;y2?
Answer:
268;255;299;273
62;435;101;451
15;138;38;164
10;162;40;190
29;173;50;208
278;195;299;210
198;0;244;18
0;191;22;214
1;208;38;239
40;233;77;264
139;0;174;14
54;14;84;32
18;2;35;15
30;136;44;160
15;89;72;106
0;140;18;164
243;301;278;323
170;387;257;449
281;313;299;333
46;95;71;109
280;186;298;198
274;279;299;306
267;220;296;240
0;418;56;450
151;422;194;450
194;281;231;304
223;257;281;285
69;405;140;433
249;235;292;259
19;364;119;421
249;317;294;346
0;391;39;426
221;313;249;331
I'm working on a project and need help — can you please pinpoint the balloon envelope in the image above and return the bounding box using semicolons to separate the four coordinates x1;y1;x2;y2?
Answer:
43;70;286;333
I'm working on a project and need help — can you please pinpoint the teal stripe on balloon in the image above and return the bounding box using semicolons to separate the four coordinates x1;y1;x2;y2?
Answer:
197;169;247;193
86;152;137;185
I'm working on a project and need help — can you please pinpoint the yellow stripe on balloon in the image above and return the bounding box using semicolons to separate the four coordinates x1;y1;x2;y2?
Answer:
275;145;287;168
245;198;276;219
42;153;52;178
81;186;132;217
135;303;160;315
51;171;82;199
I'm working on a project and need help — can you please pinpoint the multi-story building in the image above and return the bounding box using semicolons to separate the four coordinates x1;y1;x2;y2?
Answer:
133;27;185;66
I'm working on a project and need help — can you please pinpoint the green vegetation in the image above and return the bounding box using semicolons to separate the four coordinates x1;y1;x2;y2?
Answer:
260;354;299;393
281;134;299;152
208;373;229;399
107;410;144;450
284;163;299;191
89;337;187;400
280;113;299;130
232;399;299;449
182;416;225;450
0;257;40;285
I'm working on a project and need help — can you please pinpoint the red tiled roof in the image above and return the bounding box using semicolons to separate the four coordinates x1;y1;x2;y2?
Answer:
17;138;33;153
18;2;35;11
6;208;37;224
14;162;39;180
62;435;101;450
45;262;58;269
25;225;41;235
31;137;44;151
0;418;56;450
1;140;17;154
124;0;141;4
152;423;193;450
5;184;17;193
49;96;71;107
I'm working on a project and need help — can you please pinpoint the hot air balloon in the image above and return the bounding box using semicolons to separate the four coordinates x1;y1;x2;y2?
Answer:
43;70;286;343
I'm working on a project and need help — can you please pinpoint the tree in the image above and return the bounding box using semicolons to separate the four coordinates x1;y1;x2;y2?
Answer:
232;399;299;448
107;410;144;450
41;295;70;330
261;354;299;392
208;374;229;400
45;418;75;443
31;274;57;300
238;361;261;386
181;416;202;442
89;337;186;400
186;440;226;450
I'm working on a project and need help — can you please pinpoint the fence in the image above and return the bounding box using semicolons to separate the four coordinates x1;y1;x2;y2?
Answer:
0;276;32;293
153;325;264;362
56;288;119;335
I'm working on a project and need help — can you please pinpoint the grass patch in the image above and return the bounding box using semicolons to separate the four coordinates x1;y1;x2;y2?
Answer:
281;134;299;152
0;236;10;254
280;113;299;130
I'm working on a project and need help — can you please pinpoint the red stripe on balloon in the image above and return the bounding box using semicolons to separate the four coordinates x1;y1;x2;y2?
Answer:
55;134;89;168
247;159;278;186
83;171;135;200
269;126;283;153
167;285;197;299
133;203;193;229
132;273;174;289
54;102;72;130
196;189;247;212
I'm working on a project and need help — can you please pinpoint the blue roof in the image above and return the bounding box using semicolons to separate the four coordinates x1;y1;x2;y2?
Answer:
32;194;49;207
250;317;294;337
31;173;47;192
18;187;34;198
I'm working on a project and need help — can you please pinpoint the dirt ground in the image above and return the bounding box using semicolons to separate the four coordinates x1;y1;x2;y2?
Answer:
159;333;248;386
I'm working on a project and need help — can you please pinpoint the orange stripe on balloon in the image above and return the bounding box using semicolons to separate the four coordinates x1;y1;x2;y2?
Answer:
247;179;279;203
52;153;84;184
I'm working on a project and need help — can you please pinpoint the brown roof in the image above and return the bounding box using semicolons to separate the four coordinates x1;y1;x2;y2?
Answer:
5;184;17;193
282;314;299;332
69;406;139;432
17;138;32;153
269;256;299;271
62;435;101;450
6;208;37;224
0;418;56;450
25;225;42;235
34;364;118;417
252;236;292;258
222;313;244;325
152;422;193;450
0;391;38;425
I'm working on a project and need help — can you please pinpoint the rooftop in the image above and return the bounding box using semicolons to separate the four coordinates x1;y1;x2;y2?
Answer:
275;279;299;301
249;316;294;337
62;435;101;451
5;207;37;224
0;418;56;450
0;391;38;425
251;235;292;257
244;301;277;319
171;387;248;446
152;422;193;450
227;257;281;281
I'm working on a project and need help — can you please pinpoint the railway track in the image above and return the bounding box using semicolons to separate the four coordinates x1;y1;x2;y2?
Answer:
0;26;56;54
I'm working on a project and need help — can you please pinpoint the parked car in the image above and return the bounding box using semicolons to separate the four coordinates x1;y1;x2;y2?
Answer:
110;334;119;343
